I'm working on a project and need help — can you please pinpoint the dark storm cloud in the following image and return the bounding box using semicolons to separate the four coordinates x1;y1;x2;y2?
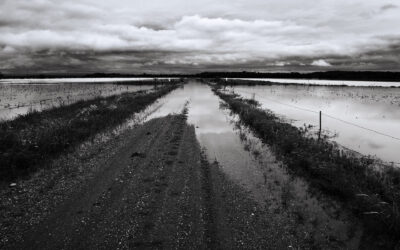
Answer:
0;0;399;74
381;4;397;11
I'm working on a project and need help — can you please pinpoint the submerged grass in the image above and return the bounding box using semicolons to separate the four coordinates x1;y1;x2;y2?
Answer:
0;83;180;180
212;85;400;245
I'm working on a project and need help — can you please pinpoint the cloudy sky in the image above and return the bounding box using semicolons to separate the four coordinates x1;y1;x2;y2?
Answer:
0;0;399;74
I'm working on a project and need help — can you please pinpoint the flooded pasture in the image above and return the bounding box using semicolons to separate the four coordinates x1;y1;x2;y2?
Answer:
0;77;162;84
0;79;154;121
134;81;362;248
232;78;400;87
226;84;400;166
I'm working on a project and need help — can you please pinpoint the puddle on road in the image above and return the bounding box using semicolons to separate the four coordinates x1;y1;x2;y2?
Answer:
136;81;362;248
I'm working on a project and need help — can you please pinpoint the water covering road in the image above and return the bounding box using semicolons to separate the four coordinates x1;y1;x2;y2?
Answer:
140;81;362;248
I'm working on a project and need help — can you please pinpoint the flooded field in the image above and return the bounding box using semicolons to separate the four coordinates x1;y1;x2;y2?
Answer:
0;79;154;121
0;78;162;84
232;78;400;87
226;84;400;166
2;78;397;166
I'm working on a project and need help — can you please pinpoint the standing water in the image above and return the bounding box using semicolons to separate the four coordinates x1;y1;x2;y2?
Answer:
0;80;154;121
227;84;400;166
142;81;362;248
232;78;400;87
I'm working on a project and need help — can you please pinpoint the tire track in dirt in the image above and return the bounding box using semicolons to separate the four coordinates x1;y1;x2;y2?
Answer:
68;115;179;249
14;115;188;249
200;153;219;249
10;109;308;249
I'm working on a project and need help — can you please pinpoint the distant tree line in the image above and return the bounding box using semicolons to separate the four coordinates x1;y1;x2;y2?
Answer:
1;71;400;82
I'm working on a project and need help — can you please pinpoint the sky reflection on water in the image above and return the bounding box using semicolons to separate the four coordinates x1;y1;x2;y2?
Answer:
229;84;400;165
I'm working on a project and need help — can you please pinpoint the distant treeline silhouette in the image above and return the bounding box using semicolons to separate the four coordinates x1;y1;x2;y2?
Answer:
1;71;400;82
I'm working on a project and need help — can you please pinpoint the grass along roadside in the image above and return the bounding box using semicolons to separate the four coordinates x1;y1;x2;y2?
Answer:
212;85;400;247
0;83;180;181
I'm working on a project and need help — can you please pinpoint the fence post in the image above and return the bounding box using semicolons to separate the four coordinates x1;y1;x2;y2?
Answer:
318;111;322;140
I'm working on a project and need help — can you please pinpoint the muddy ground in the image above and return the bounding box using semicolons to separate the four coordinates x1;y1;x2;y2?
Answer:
1;112;309;249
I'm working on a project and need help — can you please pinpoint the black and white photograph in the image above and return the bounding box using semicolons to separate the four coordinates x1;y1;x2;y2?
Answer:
1;0;400;249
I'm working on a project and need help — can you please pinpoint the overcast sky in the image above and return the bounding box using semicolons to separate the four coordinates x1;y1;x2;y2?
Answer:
0;0;399;74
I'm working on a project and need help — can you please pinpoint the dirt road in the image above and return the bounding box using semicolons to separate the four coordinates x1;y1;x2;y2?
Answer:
2;112;295;249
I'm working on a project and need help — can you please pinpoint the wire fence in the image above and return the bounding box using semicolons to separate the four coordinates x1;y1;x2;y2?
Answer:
227;88;400;165
234;89;400;142
0;88;151;112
